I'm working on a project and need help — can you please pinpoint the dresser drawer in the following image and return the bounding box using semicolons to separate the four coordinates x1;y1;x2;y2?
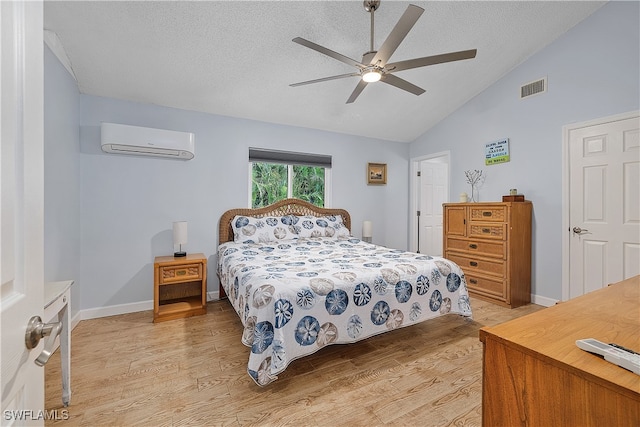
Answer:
159;263;202;284
468;222;507;240
469;205;507;222
446;253;506;278
465;274;507;302
445;237;506;259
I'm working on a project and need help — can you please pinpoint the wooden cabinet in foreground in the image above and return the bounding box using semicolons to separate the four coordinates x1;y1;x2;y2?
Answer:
479;275;640;426
154;253;207;322
443;201;532;308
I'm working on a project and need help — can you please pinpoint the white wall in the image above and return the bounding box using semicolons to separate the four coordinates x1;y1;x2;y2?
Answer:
409;1;640;301
77;96;409;312
44;45;81;318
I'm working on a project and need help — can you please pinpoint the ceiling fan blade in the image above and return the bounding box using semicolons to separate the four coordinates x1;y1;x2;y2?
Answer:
370;4;424;67
386;49;477;73
380;74;425;96
346;80;368;104
290;72;360;87
293;37;364;68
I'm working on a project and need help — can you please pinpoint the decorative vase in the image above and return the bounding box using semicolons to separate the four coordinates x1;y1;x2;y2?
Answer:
470;184;479;202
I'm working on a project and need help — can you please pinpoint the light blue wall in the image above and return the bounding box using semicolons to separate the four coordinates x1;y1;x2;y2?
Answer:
43;1;638;312
44;45;81;317
409;1;640;301
77;97;409;310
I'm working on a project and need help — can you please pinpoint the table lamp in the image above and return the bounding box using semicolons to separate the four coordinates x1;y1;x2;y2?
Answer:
362;220;373;243
173;221;187;257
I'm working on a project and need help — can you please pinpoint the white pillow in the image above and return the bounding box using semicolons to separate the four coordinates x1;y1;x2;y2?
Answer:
296;215;351;239
232;215;300;243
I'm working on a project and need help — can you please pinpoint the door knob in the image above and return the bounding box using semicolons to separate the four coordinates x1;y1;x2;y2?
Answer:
572;226;589;234
25;316;62;366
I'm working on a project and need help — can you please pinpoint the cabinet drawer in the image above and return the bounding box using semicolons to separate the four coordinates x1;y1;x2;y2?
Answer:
160;263;202;284
468;223;506;240
465;274;507;301
469;206;507;222
446;253;506;277
445;237;506;259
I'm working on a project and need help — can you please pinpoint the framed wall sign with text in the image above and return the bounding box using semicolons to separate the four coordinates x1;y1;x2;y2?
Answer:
485;138;510;165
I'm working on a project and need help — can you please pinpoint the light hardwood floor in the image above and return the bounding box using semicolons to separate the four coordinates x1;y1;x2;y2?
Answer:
45;297;543;426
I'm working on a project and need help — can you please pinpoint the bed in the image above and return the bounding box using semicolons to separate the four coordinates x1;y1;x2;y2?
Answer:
217;198;472;386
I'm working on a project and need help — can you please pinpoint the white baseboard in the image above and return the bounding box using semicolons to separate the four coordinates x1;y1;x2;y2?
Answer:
77;292;223;322
74;291;550;324
531;293;558;307
79;299;154;321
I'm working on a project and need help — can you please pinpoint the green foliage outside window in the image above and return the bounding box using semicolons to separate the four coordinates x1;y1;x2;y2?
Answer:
251;162;325;208
251;163;287;208
292;165;325;207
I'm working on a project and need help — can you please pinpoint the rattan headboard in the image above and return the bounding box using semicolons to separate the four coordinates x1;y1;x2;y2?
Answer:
218;198;351;244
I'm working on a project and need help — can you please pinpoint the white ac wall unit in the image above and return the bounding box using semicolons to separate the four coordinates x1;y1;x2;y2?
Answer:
100;123;195;160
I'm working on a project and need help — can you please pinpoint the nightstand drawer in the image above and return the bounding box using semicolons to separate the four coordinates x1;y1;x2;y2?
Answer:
445;237;506;259
160;263;202;284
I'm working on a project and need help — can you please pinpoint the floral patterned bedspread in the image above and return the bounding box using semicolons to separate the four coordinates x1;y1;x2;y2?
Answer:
217;237;472;386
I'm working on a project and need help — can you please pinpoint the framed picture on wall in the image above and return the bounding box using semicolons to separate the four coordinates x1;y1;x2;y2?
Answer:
367;163;387;185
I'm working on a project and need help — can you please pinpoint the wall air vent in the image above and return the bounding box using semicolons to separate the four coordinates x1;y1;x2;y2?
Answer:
520;77;547;99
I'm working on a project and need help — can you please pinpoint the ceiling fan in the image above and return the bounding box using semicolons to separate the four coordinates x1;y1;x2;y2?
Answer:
290;1;477;104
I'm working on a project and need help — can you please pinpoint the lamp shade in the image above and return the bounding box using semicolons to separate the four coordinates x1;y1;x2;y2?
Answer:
362;220;373;238
173;221;188;245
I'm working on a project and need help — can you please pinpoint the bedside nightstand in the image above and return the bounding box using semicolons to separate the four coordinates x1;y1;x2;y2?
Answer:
154;253;207;322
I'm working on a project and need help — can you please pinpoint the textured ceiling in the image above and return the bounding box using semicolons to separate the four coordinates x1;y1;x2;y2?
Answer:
43;1;605;142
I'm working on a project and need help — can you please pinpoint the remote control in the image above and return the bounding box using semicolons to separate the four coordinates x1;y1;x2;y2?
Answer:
576;338;640;375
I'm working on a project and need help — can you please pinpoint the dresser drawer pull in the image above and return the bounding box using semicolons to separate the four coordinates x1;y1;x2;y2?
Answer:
482;228;491;234
469;261;478;267
483;211;493;217
469;278;478;284
469;244;478;249
176;269;187;276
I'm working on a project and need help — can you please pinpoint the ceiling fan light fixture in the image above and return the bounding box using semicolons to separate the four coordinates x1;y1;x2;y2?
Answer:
291;2;476;103
362;67;382;83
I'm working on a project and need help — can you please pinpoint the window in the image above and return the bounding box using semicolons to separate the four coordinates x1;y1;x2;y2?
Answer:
249;148;331;208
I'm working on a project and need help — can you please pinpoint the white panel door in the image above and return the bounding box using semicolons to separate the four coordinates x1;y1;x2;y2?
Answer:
1;0;45;423
568;115;640;298
418;160;448;256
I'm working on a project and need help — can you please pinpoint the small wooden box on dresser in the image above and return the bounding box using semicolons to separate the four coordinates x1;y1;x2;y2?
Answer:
443;201;532;308
154;253;207;322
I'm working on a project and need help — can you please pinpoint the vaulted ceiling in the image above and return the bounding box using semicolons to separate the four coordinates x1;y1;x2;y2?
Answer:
44;1;605;142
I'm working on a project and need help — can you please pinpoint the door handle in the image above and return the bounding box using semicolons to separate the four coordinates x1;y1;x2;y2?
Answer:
572;226;590;235
25;316;62;367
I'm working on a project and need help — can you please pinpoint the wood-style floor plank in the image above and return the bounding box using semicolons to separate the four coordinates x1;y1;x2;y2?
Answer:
45;297;543;426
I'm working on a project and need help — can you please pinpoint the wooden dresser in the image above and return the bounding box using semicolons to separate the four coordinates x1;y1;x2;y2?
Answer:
443;201;532;308
479;275;640;426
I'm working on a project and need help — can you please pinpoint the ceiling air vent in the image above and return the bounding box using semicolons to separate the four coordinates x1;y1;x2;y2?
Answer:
520;77;547;99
